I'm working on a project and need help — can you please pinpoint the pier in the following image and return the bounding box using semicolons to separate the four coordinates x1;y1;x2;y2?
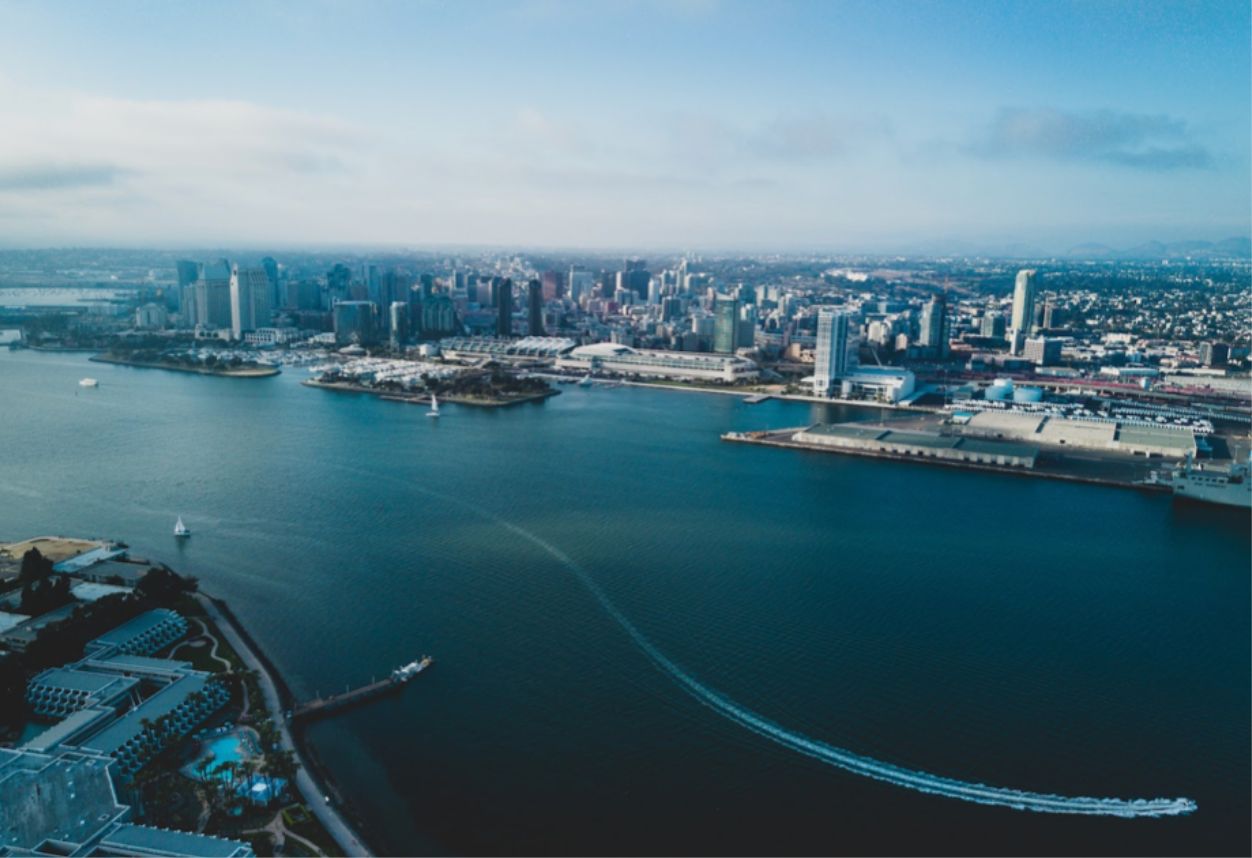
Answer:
293;658;433;722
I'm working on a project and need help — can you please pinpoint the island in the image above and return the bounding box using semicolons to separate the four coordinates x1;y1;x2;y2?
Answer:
305;363;557;408
91;350;281;378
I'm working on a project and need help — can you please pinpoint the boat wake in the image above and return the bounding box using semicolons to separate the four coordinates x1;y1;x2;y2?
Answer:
341;462;1196;818
486;516;1195;818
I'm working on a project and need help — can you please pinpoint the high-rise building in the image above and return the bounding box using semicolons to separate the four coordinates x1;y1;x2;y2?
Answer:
419;295;458;339
713;297;741;354
624;259;650;298
568;268;593;304
333;301;378;346
496;277;514;337
327;264;352;304
229;265;271;339
918;294;949;357
540;270;565;301
1009;269;1037;349
389;302;408;350
176;260;200;289
261;256;281;311
196;260;233;330
527;279;545;336
286;280;323;311
813;309;850;397
175;261;201;325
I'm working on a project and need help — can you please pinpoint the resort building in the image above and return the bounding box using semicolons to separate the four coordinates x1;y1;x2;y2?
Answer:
25;667;139;718
555;342;760;383
72;673;230;779
0;748;252;857
85;609;189;658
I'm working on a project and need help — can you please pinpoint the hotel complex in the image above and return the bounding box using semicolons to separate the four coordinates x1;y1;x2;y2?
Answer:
2;609;250;858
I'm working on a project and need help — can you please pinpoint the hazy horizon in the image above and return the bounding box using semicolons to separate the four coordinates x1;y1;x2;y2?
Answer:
0;0;1248;249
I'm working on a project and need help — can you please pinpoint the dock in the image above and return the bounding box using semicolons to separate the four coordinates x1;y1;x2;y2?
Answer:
292;658;433;722
743;394;772;404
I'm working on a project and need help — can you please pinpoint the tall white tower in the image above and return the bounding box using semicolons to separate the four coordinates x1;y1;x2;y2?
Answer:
1009;269;1037;353
813;309;849;397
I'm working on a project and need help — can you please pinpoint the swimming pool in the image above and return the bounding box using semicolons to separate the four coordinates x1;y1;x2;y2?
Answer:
186;729;259;782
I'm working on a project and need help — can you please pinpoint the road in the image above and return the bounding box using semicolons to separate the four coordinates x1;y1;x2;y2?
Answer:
196;593;373;857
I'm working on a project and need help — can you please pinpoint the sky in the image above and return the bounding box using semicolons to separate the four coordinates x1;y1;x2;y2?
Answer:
0;0;1248;252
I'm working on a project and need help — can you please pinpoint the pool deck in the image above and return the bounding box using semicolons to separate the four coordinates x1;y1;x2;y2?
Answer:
195;593;374;857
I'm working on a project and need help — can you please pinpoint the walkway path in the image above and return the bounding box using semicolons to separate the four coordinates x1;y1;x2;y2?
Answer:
195;593;373;857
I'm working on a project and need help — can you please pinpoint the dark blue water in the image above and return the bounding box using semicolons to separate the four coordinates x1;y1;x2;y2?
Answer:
1;350;1247;855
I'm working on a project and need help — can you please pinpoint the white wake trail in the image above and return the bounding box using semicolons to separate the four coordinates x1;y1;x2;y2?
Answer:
489;517;1196;818
340;462;1196;818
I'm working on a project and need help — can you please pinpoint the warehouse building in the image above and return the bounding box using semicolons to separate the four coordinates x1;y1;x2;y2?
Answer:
793;424;1038;468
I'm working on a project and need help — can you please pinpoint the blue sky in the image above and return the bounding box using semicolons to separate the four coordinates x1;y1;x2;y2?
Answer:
0;0;1247;250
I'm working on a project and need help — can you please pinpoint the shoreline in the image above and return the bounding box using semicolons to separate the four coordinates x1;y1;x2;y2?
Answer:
533;372;936;413
196;593;377;857
723;429;1174;494
303;377;559;408
90;353;282;378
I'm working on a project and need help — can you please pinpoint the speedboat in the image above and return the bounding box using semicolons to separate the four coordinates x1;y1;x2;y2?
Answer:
79;378;99;387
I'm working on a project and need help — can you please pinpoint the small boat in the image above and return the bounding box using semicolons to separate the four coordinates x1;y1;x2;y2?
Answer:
578;374;593;387
79;378;99;387
174;516;191;538
391;656;434;683
426;393;440;418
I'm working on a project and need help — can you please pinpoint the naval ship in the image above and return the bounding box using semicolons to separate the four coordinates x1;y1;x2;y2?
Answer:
1151;455;1251;509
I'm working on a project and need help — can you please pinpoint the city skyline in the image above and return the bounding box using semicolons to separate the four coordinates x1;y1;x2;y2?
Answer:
0;0;1248;250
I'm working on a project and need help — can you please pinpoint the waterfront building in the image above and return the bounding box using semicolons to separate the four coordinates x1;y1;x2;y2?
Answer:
713;297;741;354
26;667;139;718
793;424;1038;468
333;300;379;346
1009;269;1037;350
0;748;253;857
812;309;850;396
440;336;576;362
229;265;271;340
527;278;545;336
556;342;759;383
86;608;189;658
959;411;1198;458
835;367;916;403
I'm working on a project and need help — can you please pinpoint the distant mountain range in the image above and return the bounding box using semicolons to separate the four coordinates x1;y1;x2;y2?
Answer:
1061;237;1251;260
